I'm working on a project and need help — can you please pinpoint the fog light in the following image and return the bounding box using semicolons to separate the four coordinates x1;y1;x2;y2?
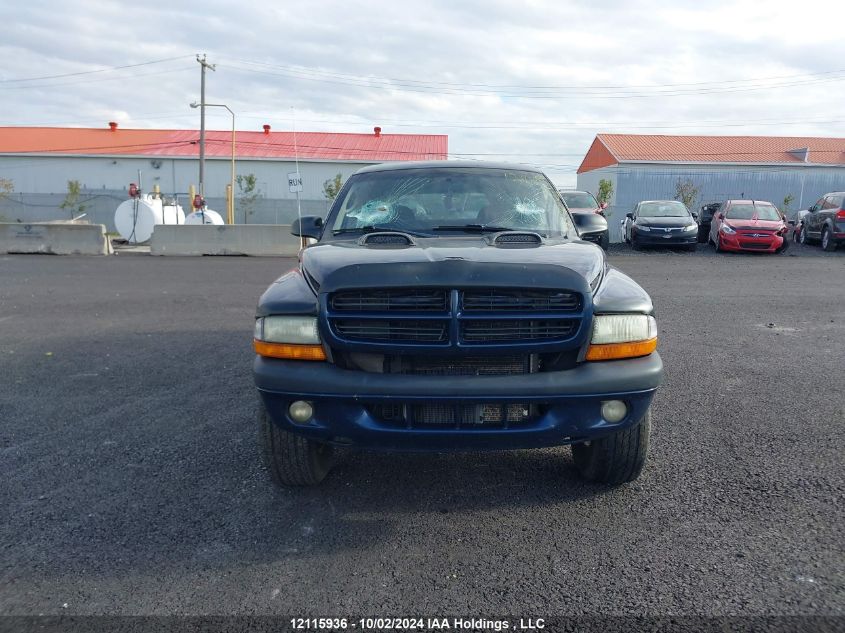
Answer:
601;400;627;423
288;400;313;424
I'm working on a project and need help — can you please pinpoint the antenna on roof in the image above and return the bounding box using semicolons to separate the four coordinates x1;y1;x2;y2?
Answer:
292;106;303;248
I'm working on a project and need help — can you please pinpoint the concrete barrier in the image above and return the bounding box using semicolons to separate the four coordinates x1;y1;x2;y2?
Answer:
151;224;302;257
1;222;112;255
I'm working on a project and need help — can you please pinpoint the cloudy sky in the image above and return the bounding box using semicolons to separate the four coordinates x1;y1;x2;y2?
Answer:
1;0;844;186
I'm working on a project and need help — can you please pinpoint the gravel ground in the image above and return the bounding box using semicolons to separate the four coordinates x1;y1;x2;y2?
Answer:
0;247;843;619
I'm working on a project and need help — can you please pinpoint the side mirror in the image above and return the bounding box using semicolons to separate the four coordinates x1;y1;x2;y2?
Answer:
625;212;633;219
291;215;323;239
599;202;608;210
808;205;818;213
691;212;699;219
717;212;725;220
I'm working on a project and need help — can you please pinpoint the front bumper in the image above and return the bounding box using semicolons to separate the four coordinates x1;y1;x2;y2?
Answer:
254;353;663;451
719;232;785;253
634;230;697;246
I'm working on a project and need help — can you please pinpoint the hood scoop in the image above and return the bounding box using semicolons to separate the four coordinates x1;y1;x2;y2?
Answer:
494;231;543;246
361;232;414;247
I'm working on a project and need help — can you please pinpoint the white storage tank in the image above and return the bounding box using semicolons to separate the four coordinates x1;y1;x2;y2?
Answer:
184;209;225;225
114;195;185;243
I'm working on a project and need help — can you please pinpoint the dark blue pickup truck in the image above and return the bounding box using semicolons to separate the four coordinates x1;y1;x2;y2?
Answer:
253;162;663;486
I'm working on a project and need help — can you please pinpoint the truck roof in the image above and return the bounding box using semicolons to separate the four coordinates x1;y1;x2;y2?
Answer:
354;160;545;175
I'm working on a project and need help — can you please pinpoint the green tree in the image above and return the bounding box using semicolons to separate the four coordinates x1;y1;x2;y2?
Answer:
782;193;795;217
322;173;345;201
0;177;12;222
674;179;700;210
59;180;87;220
597;179;614;206
0;177;12;201
236;173;261;224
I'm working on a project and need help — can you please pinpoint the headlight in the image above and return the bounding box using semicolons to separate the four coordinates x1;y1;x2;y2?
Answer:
586;314;657;361
254;316;325;360
684;224;698;232
721;224;736;234
636;225;652;232
256;316;320;344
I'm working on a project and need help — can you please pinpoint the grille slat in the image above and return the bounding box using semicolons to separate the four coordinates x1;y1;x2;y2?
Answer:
462;289;580;312
462;320;577;342
331;289;448;312
334;319;447;342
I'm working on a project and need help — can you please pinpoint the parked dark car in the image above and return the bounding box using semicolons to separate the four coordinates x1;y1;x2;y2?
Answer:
697;202;722;243
709;200;788;253
254;162;663;487
799;192;845;251
559;190;609;250
622;200;699;251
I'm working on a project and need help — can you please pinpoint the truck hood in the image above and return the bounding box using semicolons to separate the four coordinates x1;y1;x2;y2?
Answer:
301;237;605;293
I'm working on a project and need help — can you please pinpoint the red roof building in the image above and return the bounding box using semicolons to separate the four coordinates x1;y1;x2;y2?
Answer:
575;134;845;243
0;125;448;162
578;133;845;173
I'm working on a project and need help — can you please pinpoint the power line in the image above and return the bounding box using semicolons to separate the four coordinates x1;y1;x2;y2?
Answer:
0;55;195;83
221;60;845;99
0;65;195;91
227;58;845;92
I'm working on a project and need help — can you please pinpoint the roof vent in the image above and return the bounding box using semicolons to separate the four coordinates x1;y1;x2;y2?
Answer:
263;124;271;134
374;126;382;137
494;232;542;245
361;232;413;246
108;121;118;131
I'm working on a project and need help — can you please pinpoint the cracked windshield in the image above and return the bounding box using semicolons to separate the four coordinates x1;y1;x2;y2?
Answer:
332;168;574;236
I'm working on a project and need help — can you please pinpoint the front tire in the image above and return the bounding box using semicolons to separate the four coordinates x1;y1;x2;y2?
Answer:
822;227;838;252
261;407;334;487
599;231;610;251
571;408;651;485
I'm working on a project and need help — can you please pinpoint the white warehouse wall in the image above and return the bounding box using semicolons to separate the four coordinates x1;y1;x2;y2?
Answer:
0;155;377;228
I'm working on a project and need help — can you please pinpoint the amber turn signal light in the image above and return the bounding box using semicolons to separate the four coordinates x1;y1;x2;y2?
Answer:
253;340;327;361
586;338;657;361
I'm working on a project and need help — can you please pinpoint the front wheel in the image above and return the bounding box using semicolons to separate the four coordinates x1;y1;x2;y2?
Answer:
599;231;610;251
261;407;334;487
792;225;801;243
822;227;838;252
799;226;809;245
571;408;651;485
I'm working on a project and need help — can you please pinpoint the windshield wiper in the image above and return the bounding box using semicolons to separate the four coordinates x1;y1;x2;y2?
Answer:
432;224;518;233
332;225;431;237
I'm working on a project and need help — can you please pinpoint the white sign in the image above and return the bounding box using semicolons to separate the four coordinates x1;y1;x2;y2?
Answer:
287;172;303;193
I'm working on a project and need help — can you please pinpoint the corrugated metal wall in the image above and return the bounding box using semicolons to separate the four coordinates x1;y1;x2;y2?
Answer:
578;163;845;242
0;155;374;230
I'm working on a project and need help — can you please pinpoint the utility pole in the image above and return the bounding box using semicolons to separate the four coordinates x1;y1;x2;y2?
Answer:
196;54;216;197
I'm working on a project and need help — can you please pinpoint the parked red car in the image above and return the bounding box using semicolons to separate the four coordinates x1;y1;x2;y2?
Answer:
708;200;788;253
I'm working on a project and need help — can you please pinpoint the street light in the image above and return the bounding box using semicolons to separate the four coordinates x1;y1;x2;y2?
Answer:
191;101;236;224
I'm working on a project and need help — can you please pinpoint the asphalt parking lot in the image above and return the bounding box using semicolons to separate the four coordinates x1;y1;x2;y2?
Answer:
1;244;843;618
